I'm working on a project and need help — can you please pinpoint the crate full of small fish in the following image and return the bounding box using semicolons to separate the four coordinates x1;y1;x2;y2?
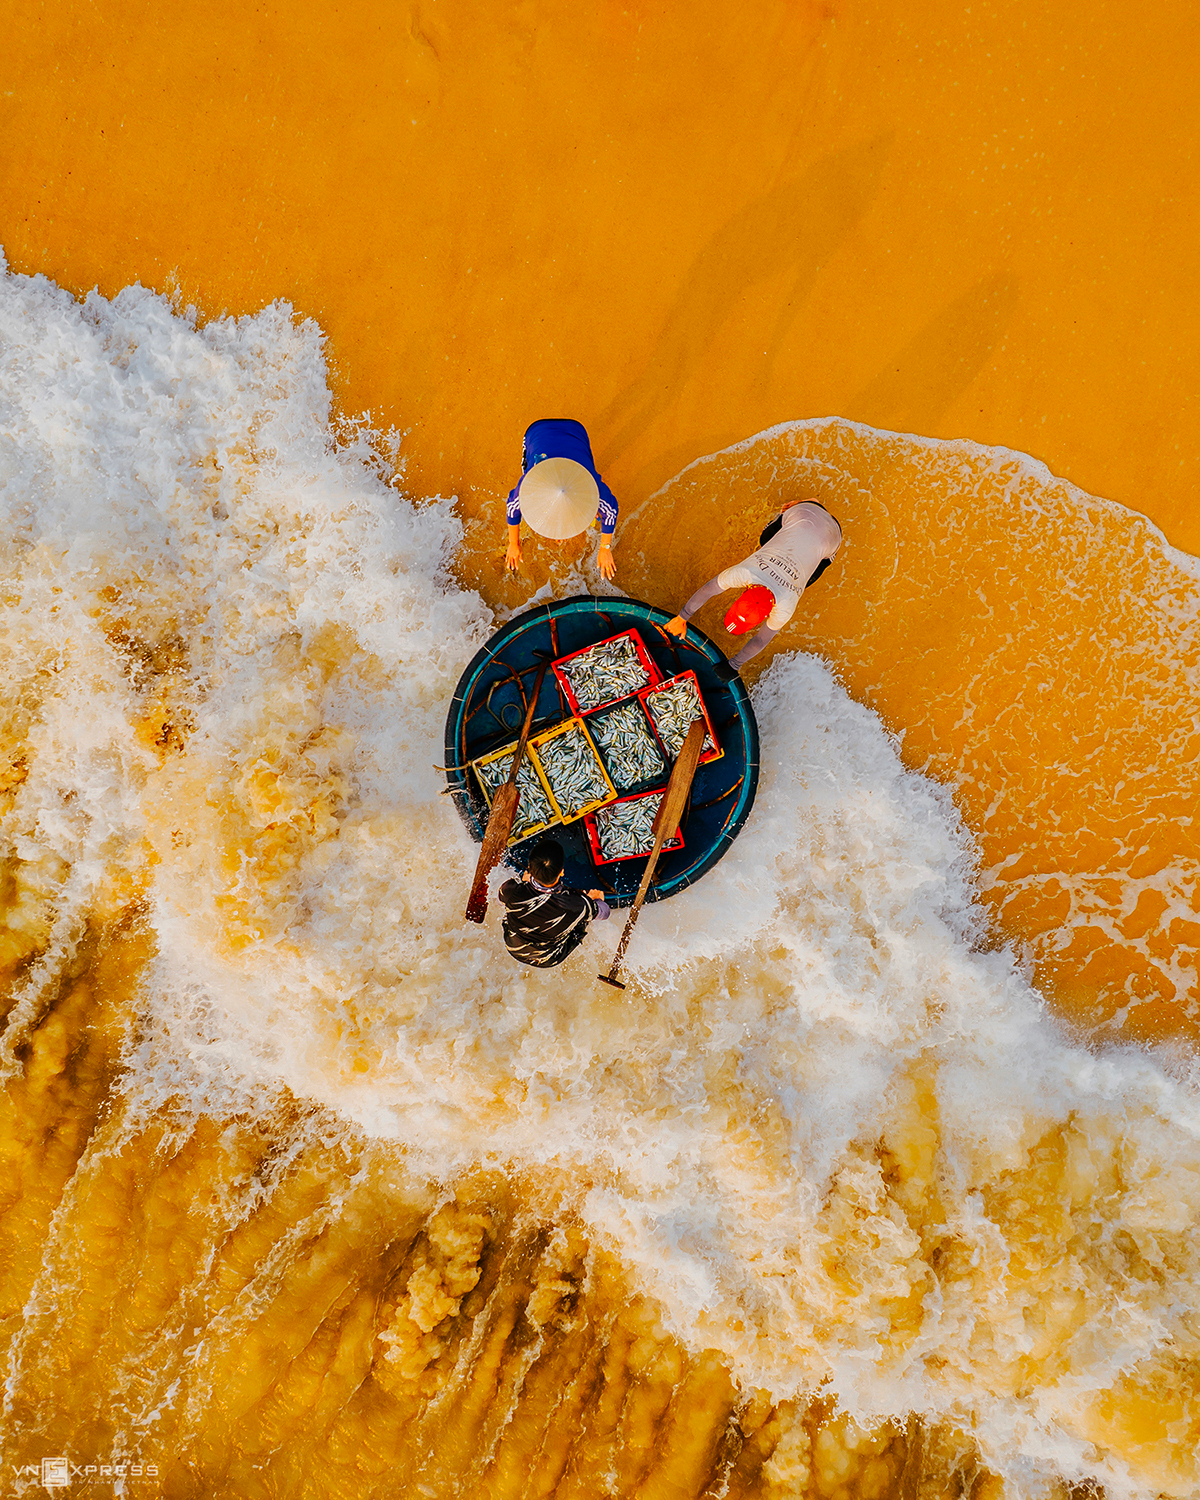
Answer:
638;670;722;764
584;789;685;865
552;630;662;714
585;697;666;793
528;718;616;824
470;742;559;844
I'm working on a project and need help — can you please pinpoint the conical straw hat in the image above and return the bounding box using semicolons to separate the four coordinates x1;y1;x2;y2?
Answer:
517;458;600;539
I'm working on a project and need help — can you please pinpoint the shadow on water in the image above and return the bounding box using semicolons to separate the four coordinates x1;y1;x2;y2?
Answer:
848;270;1022;437
597;135;893;468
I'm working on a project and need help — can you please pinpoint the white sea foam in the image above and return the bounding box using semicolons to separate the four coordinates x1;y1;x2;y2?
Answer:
2;256;1199;1497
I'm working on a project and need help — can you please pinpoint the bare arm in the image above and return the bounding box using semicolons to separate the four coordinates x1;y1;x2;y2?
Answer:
596;535;616;580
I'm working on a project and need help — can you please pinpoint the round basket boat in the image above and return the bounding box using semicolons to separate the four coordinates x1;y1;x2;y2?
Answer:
443;595;759;908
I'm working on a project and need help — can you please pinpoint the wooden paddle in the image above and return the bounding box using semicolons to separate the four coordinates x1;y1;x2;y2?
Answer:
464;658;550;924
598;715;706;990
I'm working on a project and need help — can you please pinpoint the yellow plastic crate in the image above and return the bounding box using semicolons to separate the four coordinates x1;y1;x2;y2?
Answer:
527;717;617;825
470;739;559;845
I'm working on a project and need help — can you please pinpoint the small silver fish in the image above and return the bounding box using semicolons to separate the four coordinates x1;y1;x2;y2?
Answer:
595;793;674;859
589;700;664;790
476;750;554;836
559;635;651;711
645;678;714;760
536;726;611;817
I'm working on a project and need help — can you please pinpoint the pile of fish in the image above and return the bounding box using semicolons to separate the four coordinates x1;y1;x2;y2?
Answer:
644;677;714;759
588;700;666;791
557;636;651;711
594;793;673;860
475;751;555;839
535;726;612;819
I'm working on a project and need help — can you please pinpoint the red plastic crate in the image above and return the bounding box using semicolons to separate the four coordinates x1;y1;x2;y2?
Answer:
637;670;723;765
584;788;685;865
552;629;662;716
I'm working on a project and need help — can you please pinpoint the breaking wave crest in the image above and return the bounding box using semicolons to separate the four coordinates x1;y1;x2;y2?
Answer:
2;259;1199;1497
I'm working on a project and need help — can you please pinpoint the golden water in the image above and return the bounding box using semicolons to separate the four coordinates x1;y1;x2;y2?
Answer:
4;0;1200;1494
0;272;1197;1498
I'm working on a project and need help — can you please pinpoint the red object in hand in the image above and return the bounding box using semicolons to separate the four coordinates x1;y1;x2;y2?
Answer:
724;585;775;635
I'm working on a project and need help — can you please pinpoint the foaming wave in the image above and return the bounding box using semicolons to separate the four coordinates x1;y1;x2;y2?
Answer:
620;417;1200;1040
2;258;1199;1497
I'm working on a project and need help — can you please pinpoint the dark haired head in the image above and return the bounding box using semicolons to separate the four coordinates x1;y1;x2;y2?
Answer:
528;839;564;885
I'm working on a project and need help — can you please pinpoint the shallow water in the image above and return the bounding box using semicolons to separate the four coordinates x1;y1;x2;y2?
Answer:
1;264;1198;1497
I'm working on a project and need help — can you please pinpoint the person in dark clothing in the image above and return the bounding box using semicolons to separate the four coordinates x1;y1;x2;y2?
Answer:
497;839;611;969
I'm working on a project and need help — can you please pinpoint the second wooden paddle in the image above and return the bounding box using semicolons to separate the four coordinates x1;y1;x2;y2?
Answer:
464;658;550;924
598;715;706;989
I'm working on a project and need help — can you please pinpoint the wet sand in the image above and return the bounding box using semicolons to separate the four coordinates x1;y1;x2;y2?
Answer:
5;0;1200;551
7;0;1198;1042
3;5;1199;1498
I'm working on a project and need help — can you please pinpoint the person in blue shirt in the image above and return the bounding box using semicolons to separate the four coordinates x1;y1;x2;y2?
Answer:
505;419;619;580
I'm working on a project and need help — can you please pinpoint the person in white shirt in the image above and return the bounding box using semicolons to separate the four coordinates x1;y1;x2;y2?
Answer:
665;500;842;675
